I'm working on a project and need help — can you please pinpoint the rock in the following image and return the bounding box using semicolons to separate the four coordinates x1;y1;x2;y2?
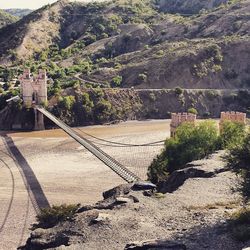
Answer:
116;197;132;204
103;184;132;199
91;213;110;224
129;195;139;203
77;205;93;213
242;248;250;250
125;240;186;250
94;198;117;210
132;182;157;191
24;229;70;250
143;190;154;197
158;167;214;193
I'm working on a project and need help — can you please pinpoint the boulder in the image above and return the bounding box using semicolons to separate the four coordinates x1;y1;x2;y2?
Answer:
132;182;157;191
103;184;132;199
91;213;110;224
23;228;70;250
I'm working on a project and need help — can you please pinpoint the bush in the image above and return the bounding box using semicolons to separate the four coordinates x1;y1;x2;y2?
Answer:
36;204;80;228
112;75;123;87
59;96;76;110
219;121;246;149
230;207;250;242
148;121;219;183
138;73;147;83
226;132;250;199
174;87;183;95
188;107;198;115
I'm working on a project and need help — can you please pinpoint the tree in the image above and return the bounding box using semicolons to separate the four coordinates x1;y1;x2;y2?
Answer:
148;121;219;183
112;76;122;87
188;107;198;115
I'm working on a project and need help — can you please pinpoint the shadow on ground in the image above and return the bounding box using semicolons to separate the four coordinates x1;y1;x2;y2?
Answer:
170;220;248;250
2;135;50;210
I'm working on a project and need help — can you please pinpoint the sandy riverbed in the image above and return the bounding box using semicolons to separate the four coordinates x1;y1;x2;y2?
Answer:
0;119;170;249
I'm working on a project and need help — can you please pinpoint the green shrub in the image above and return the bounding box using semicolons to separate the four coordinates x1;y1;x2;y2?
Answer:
188;107;198;115
148;121;219;183
112;75;123;87
59;96;76;110
82;92;94;115
94;99;113;123
36;204;80;228
230;207;250;242
219;121;246;149
138;73;147;83
226;132;250;199
174;87;183;96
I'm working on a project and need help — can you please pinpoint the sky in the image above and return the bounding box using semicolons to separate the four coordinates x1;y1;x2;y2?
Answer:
0;0;58;9
0;0;97;10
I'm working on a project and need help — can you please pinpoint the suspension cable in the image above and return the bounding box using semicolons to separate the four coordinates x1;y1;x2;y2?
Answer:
74;127;166;147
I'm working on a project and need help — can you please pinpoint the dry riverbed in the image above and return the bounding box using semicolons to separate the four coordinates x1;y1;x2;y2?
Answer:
0;119;169;249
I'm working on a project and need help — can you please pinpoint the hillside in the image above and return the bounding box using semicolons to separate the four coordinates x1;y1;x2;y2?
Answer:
0;0;249;129
4;9;33;18
157;0;229;14
0;9;18;28
0;0;249;90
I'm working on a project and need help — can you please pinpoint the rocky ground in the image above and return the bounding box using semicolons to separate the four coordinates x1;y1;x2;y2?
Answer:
21;151;250;250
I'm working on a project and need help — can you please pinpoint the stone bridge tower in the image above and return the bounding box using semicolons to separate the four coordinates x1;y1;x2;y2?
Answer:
19;69;47;130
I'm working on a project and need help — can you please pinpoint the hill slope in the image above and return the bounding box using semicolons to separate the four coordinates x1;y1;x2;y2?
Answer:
0;9;18;28
0;0;249;90
157;0;229;14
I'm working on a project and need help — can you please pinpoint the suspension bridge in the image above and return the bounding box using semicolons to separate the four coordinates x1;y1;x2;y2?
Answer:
35;105;167;183
36;106;143;183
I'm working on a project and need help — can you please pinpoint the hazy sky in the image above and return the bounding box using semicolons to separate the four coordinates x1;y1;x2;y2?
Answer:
0;0;98;10
0;0;58;9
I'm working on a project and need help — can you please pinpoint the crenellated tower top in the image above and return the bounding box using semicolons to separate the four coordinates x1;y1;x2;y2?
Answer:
170;112;197;137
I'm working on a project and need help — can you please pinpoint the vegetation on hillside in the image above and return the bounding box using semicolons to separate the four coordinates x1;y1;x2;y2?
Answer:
148;120;247;183
0;9;17;28
0;0;249;126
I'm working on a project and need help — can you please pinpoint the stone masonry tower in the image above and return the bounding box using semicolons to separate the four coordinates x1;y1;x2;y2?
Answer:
19;69;47;130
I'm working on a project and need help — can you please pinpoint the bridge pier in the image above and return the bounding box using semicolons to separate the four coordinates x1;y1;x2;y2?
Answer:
34;108;45;131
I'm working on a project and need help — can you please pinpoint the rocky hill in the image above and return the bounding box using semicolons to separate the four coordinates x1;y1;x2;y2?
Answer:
0;9;17;28
21;152;247;250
